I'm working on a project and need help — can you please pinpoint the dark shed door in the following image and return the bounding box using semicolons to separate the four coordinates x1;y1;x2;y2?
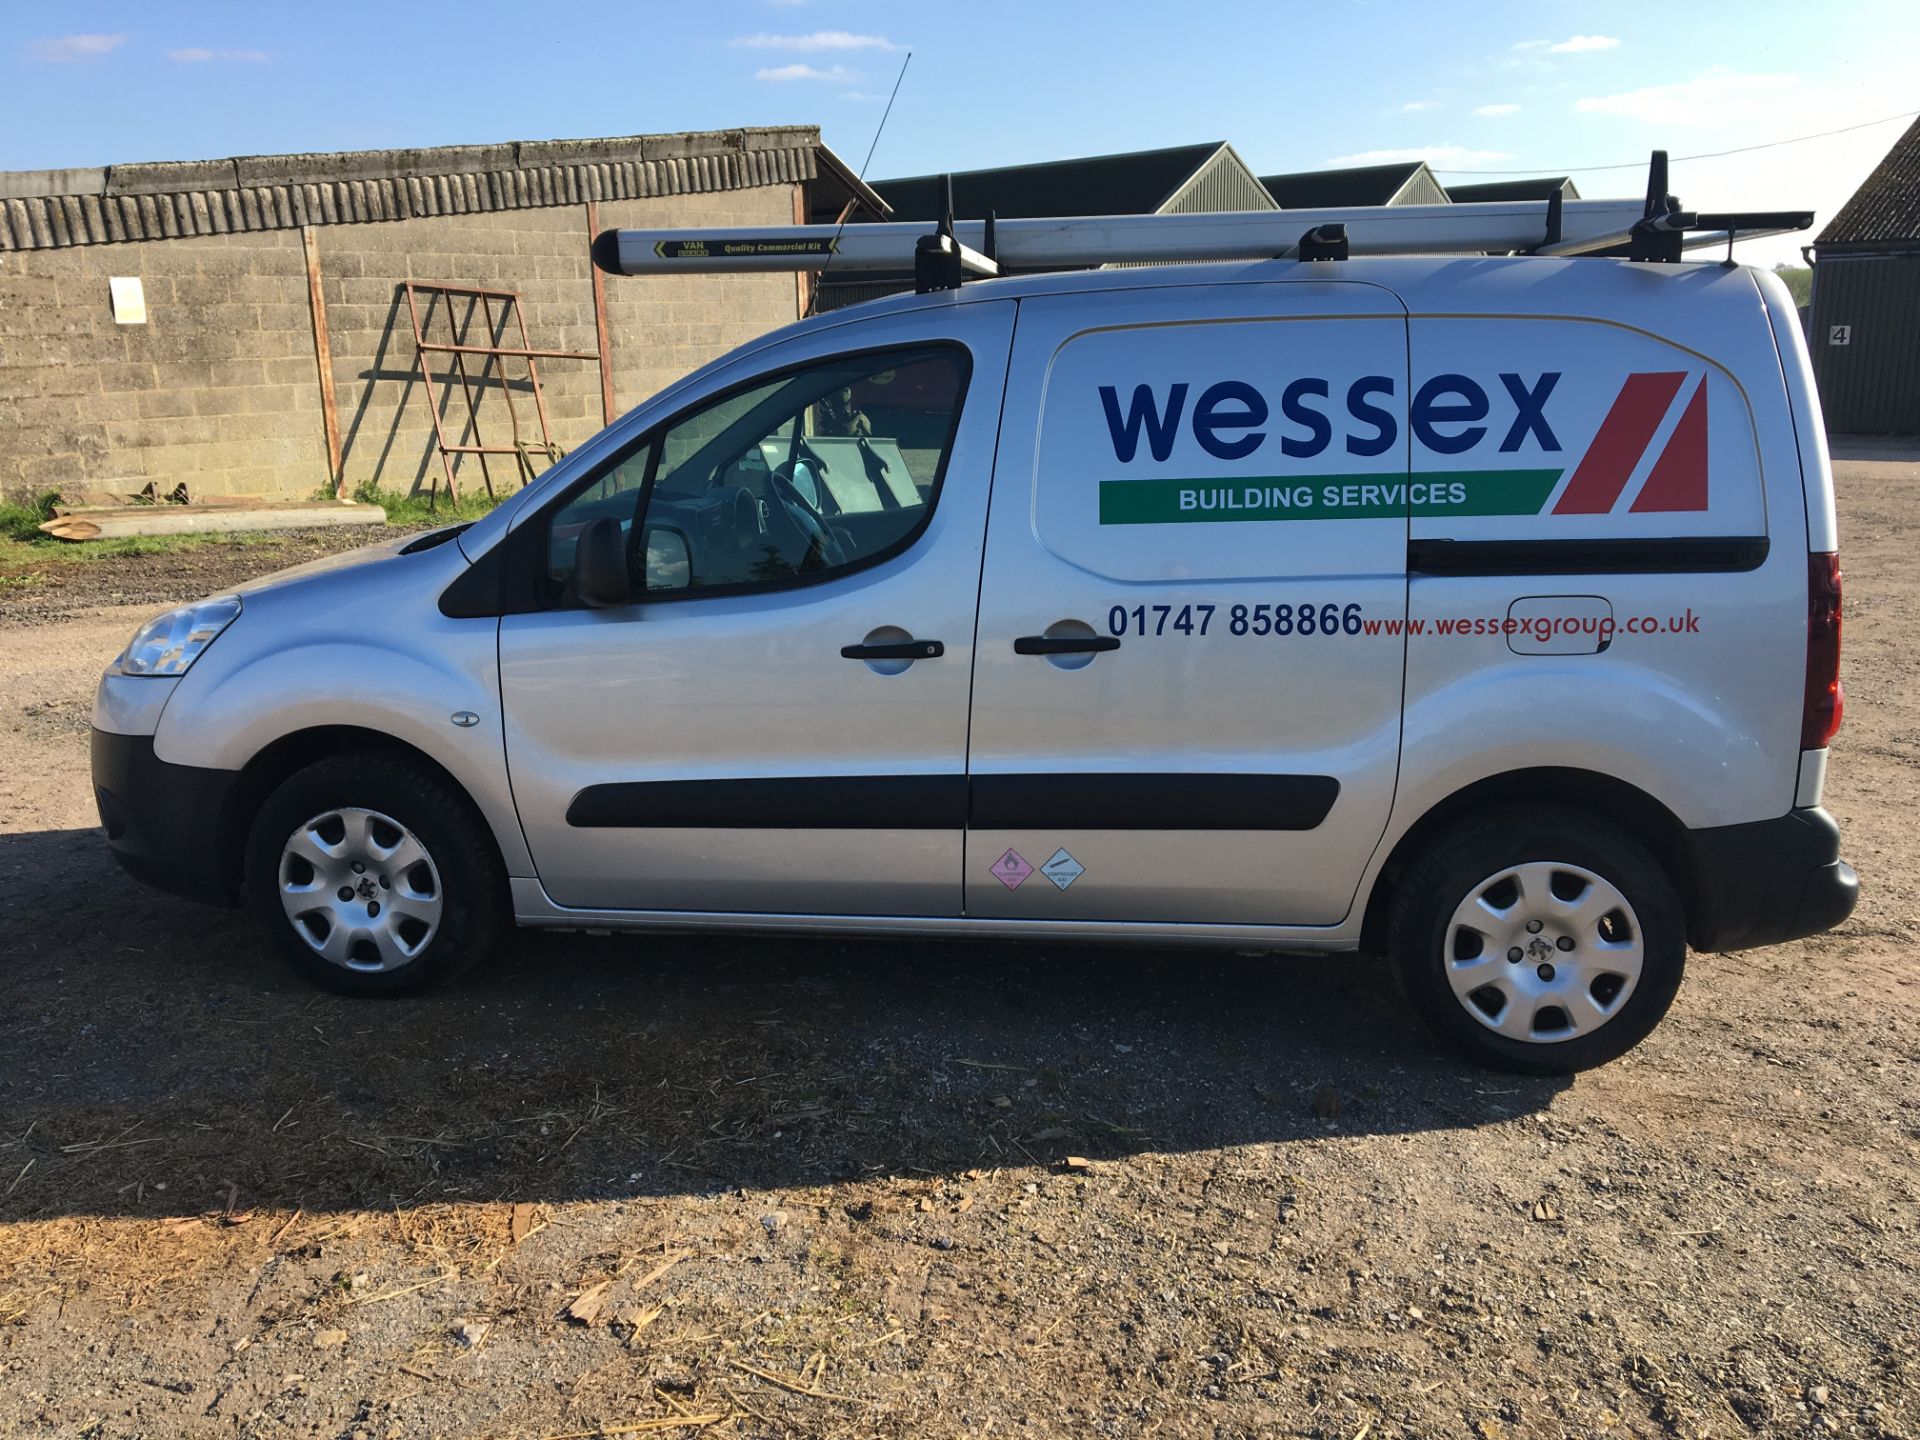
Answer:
1811;253;1920;434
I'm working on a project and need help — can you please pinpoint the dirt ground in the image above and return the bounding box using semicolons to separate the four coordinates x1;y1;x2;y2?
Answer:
0;526;443;632
0;458;1915;1440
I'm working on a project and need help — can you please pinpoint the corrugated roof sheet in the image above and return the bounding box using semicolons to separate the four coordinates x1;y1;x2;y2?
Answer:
1817;116;1920;247
0;128;822;251
1447;176;1582;203
873;143;1228;220
1260;162;1436;208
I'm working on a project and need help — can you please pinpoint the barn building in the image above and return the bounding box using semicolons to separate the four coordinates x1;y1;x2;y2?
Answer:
0;128;882;504
818;142;1273;311
1260;160;1450;209
1445;176;1582;205
1808;116;1920;435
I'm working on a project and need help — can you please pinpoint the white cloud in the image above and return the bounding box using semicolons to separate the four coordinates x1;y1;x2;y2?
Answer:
731;31;899;51
1401;100;1439;112
1515;34;1621;54
1576;69;1799;126
166;47;269;62
1325;144;1514;169
755;63;857;82
838;91;888;101
1473;103;1521;117
27;33;127;62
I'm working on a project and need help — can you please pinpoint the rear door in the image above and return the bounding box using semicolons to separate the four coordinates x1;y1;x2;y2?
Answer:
966;281;1411;925
1400;301;1798;820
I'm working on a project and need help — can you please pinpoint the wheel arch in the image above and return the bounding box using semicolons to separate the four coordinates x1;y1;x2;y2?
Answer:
1358;767;1692;955
215;725;511;902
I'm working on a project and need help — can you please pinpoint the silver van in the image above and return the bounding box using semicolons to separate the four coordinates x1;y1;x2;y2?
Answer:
91;202;1857;1072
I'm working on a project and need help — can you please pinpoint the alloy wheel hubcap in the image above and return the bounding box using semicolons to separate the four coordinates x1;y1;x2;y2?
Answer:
278;807;442;972
1443;861;1644;1043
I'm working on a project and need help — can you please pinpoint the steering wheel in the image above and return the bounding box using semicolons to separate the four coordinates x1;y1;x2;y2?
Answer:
770;463;848;570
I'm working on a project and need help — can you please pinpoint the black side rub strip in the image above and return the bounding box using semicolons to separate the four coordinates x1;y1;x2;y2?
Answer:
567;775;968;829
1409;535;1769;577
566;773;1340;831
974;773;1339;831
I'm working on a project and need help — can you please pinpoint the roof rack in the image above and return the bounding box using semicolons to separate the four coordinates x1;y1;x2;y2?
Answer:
589;151;1811;293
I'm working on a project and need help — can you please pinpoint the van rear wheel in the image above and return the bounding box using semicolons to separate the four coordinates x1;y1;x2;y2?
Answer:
245;752;505;996
1387;805;1685;1074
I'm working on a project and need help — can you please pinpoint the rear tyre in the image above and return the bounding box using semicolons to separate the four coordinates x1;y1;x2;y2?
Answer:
1387;804;1685;1074
245;752;505;996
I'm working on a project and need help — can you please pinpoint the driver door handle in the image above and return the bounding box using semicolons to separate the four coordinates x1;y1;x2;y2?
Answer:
841;639;945;661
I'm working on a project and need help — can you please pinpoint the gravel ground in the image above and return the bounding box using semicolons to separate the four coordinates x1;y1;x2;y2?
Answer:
0;463;1915;1440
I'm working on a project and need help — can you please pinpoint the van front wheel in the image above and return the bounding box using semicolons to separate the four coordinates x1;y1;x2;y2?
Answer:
245;753;505;996
1387;805;1685;1074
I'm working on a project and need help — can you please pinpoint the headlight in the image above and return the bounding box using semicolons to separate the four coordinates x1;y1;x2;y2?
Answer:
112;596;242;676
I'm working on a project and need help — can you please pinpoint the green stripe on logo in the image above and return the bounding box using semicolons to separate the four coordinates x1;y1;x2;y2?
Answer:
1097;469;1563;525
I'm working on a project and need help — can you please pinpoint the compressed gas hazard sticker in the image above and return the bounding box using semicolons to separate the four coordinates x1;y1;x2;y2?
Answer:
990;849;1033;890
1040;848;1085;890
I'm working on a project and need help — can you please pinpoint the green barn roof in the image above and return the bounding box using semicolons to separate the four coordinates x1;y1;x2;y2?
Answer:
1446;176;1582;203
873;143;1235;220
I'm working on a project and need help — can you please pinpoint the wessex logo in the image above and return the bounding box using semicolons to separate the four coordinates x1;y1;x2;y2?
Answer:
1099;372;1562;463
1096;371;1708;525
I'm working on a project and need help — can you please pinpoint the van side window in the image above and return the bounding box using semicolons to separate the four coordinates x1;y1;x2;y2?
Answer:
544;346;969;603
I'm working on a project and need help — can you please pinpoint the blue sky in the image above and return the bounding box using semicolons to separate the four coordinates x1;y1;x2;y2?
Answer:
4;0;1915;264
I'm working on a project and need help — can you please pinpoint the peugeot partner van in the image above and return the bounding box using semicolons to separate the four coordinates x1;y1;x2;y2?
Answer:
91;231;1856;1073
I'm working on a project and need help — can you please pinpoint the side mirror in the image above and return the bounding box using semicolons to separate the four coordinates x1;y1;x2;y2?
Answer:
642;524;692;592
574;515;631;609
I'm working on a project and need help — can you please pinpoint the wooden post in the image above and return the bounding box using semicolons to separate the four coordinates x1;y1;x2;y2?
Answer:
301;226;344;497
586;200;616;427
792;183;812;318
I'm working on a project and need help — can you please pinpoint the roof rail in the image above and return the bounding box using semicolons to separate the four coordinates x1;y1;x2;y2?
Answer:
589;152;1810;290
912;175;999;293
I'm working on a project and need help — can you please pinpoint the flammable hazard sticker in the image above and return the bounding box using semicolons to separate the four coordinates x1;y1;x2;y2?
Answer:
989;848;1033;890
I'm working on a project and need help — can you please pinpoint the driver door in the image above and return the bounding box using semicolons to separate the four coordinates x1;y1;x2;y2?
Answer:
498;302;1015;916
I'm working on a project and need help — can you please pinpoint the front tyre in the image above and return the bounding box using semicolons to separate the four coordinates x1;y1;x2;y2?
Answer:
245;753;505;996
1387;805;1685;1074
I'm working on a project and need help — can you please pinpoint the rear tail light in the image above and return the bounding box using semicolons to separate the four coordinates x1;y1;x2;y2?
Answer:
1802;551;1843;749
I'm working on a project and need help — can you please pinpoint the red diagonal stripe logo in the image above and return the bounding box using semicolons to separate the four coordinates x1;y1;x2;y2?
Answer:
1630;380;1709;512
1552;372;1687;514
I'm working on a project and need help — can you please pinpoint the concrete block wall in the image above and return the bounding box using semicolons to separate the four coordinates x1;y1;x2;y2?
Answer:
0;231;329;500
0;184;801;503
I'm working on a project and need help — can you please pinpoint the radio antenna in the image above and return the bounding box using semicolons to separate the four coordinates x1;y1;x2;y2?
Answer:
806;49;911;317
859;50;911;177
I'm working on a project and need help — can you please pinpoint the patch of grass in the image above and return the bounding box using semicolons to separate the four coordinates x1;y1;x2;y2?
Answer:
0;491;281;560
0;530;275;569
349;482;505;528
0;483;497;583
0;492;59;542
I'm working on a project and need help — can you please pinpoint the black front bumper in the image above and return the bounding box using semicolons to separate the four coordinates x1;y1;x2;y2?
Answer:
1682;805;1859;952
91;728;242;907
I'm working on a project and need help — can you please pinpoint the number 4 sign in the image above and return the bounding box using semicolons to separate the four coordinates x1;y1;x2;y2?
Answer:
1829;325;1852;347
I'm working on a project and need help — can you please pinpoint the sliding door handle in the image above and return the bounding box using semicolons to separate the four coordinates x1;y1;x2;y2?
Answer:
1014;635;1121;656
841;639;945;661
